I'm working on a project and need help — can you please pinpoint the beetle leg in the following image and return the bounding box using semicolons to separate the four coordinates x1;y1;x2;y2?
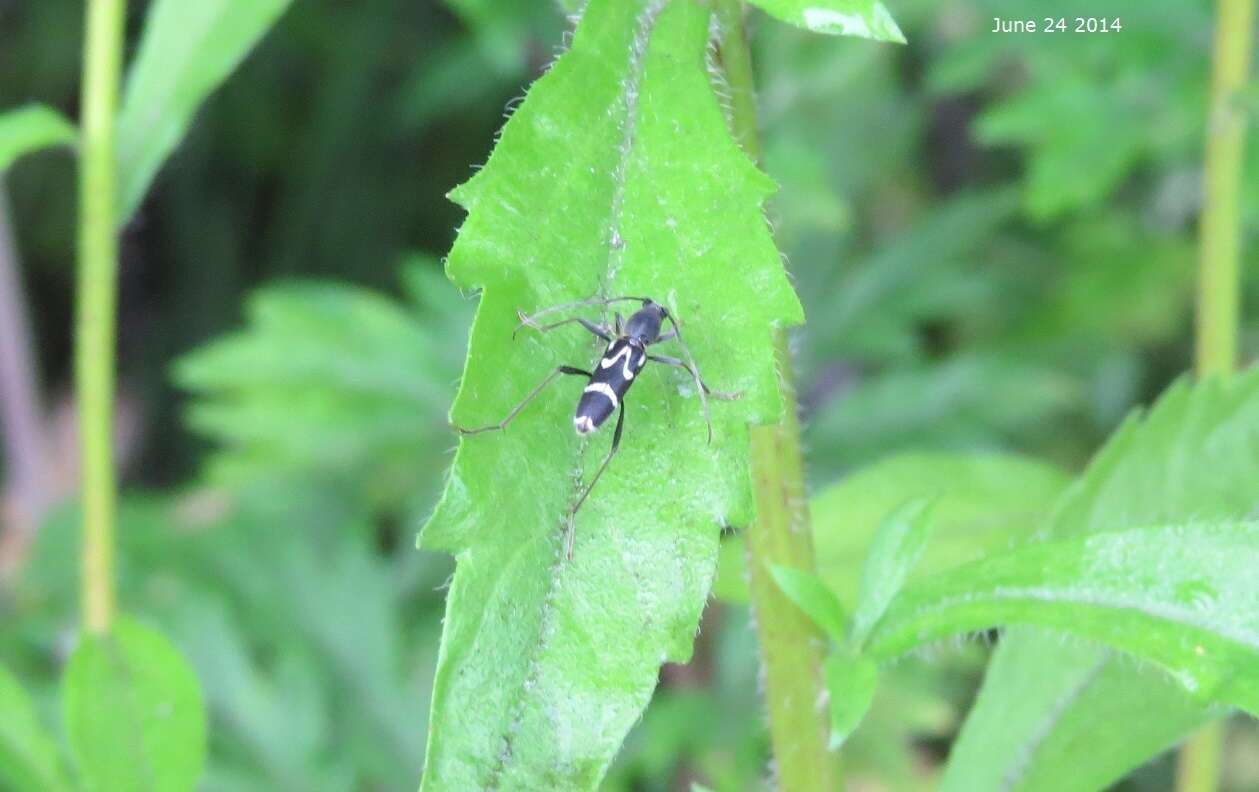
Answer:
453;366;591;435
565;398;625;559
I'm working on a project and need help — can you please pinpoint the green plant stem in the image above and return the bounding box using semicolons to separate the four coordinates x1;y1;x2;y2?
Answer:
1194;0;1254;378
77;0;126;635
1181;0;1254;787
1178;725;1223;792
716;3;839;789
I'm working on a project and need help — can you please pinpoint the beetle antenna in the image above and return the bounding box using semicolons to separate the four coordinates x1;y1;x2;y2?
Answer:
662;308;714;444
516;295;651;332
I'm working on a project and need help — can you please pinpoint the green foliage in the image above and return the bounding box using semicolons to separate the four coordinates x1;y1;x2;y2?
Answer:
814;452;1067;604
6;0;1259;789
0;664;70;792
928;1;1211;221
116;0;295;223
175;260;467;515
823;651;878;748
0;104;76;171
945;630;1216;792
867;521;1259;716
715;451;1065;605
11;488;442;792
747;0;906;43
947;369;1259;790
848;498;934;648
769;565;848;641
419;0;802;787
64;617;207;792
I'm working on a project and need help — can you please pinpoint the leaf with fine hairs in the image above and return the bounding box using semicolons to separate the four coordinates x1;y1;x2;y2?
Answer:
747;0;906;43
419;0;802;788
943;369;1259;792
867;521;1259;717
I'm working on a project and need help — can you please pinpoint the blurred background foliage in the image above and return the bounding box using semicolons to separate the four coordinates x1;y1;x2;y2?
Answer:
2;0;1257;789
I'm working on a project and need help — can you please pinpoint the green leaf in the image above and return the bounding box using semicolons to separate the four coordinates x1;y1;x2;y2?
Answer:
64;616;207;792
747;0;906;44
714;452;1067;607
0;664;71;792
175;264;467;512
116;0;294;223
946;370;1259;791
420;0;801;787
823;651;878;749
848;498;934;648
946;628;1218;792
0;104;76;172
866;521;1259;715
769;565;848;642
813;452;1069;604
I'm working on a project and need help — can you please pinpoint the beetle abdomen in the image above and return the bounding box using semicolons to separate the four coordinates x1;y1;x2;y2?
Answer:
573;338;646;435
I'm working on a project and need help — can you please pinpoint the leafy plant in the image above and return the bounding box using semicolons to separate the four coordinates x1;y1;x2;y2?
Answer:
0;0;298;790
771;369;1259;790
4;0;1258;789
175;258;468;517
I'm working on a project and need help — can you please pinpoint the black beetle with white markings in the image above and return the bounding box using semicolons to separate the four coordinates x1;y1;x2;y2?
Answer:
455;295;738;557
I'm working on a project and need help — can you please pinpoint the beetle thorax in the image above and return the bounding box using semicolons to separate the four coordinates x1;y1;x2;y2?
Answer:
624;302;665;344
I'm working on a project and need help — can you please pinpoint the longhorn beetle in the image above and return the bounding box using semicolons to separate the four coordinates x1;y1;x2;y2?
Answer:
455;295;738;558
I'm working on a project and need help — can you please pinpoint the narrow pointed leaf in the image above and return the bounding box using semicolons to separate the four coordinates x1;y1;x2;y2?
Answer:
824;651;878;749
64;617;207;792
946;370;1259;791
848;497;934;648
747;0;906;43
0;664;71;792
0;104;76;172
770;564;849;642
420;1;802;789
866;521;1259;716
115;0;294;223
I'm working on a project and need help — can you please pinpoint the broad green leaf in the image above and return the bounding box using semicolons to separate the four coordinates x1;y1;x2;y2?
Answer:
715;452;1066;606
116;0;294;223
824;651;878;749
770;565;848;642
64;616;207;792
848;498;933;648
747;0;906;44
0;664;71;792
947;370;1259;791
0;104;76;171
947;629;1219;792
866;521;1259;716
420;0;801;788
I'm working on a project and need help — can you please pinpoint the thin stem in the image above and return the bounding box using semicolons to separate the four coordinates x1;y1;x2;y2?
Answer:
715;3;840;790
1180;0;1254;787
1177;725;1223;792
77;0;126;634
1194;0;1254;377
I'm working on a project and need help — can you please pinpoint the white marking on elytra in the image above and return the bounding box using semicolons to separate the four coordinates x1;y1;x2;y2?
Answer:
583;382;619;409
574;415;596;435
600;344;636;379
